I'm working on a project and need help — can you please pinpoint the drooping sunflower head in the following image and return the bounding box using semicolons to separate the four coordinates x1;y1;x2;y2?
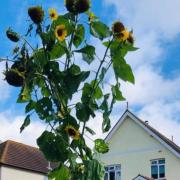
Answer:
28;6;44;24
55;24;67;42
65;0;75;13
6;28;20;42
5;69;24;87
112;21;125;35
65;125;80;140
117;29;130;42
49;8;58;21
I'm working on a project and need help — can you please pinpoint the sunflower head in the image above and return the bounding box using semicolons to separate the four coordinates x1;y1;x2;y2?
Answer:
112;21;125;35
6;28;20;42
65;125;80;140
28;6;44;24
49;8;58;21
55;24;67;42
5;69;24;87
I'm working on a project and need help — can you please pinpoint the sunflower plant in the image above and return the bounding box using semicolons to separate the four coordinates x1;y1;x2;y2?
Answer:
1;0;137;179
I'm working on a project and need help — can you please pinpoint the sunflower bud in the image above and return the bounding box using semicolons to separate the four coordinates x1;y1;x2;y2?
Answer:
76;0;90;13
28;6;44;24
6;28;20;42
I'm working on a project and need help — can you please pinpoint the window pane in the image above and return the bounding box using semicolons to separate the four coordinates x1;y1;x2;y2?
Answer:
116;171;121;180
151;160;157;165
105;167;108;171
110;171;115;180
159;165;165;178
104;173;108;180
115;165;121;170
151;166;158;179
159;159;165;164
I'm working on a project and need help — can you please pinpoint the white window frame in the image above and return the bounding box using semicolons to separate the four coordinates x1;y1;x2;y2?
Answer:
151;159;165;180
104;164;121;180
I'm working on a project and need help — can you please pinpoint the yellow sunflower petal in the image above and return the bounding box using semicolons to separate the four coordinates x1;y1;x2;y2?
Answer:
65;125;80;140
117;29;130;42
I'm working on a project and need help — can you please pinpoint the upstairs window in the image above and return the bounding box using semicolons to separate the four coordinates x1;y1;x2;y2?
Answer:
151;159;165;179
104;165;121;180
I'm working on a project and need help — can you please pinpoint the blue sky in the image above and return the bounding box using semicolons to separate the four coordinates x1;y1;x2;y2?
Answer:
0;0;180;146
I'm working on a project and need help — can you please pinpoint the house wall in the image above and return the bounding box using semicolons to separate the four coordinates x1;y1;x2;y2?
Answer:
99;117;180;180
0;166;48;180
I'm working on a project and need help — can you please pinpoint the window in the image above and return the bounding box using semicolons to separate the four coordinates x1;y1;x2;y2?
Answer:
151;159;165;179
104;165;121;180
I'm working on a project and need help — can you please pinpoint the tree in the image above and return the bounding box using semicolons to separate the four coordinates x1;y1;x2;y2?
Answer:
1;1;137;179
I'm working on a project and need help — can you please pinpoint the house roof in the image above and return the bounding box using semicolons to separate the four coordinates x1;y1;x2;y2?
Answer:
132;174;154;180
0;140;58;174
105;110;180;158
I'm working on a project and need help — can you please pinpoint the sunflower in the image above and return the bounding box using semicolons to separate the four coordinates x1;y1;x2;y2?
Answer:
6;28;20;42
55;25;67;42
28;6;44;24
49;8;58;21
65;125;80;140
127;31;134;44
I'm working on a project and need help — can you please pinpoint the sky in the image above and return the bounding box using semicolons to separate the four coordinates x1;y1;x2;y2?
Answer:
0;0;180;147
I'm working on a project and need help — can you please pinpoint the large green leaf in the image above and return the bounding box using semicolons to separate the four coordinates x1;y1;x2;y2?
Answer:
75;45;95;64
94;139;109;154
49;42;66;59
37;131;69;162
90;21;111;40
73;24;85;48
33;49;48;67
113;57;135;83
91;80;103;99
20;115;31;133
48;165;70;180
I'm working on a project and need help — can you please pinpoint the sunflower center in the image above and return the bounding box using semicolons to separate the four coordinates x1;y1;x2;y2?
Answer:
68;128;76;136
57;29;63;36
51;13;55;17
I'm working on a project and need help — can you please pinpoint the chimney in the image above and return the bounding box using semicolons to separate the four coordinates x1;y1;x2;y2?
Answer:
47;162;52;171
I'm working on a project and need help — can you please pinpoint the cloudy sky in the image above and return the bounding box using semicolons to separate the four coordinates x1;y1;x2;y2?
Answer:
0;0;180;147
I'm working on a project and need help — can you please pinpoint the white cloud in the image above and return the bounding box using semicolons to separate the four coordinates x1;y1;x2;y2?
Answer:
0;110;46;147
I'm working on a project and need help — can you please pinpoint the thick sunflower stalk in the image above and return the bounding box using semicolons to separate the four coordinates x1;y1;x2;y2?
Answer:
1;1;137;179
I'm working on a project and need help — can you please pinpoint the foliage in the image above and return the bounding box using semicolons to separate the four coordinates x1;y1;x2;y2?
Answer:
1;1;137;179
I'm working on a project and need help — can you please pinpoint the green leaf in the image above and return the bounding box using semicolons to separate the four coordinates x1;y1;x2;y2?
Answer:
73;24;85;48
48;165;70;180
49;42;66;59
20;115;31;133
112;84;126;101
113;57;135;83
25;100;36;113
102;113;111;133
35;98;53;120
94;139;109;154
37;131;69;162
85;127;96;135
33;49;48;67
76;103;90;122
100;94;110;112
75;45;95;64
90;21;111;40
90;80;103;99
17;84;31;103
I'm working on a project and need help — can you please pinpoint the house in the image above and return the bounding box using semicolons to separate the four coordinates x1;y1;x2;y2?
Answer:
100;110;180;180
0;140;56;180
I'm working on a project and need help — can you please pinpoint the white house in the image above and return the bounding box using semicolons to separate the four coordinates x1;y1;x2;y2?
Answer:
0;140;56;180
99;110;180;180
